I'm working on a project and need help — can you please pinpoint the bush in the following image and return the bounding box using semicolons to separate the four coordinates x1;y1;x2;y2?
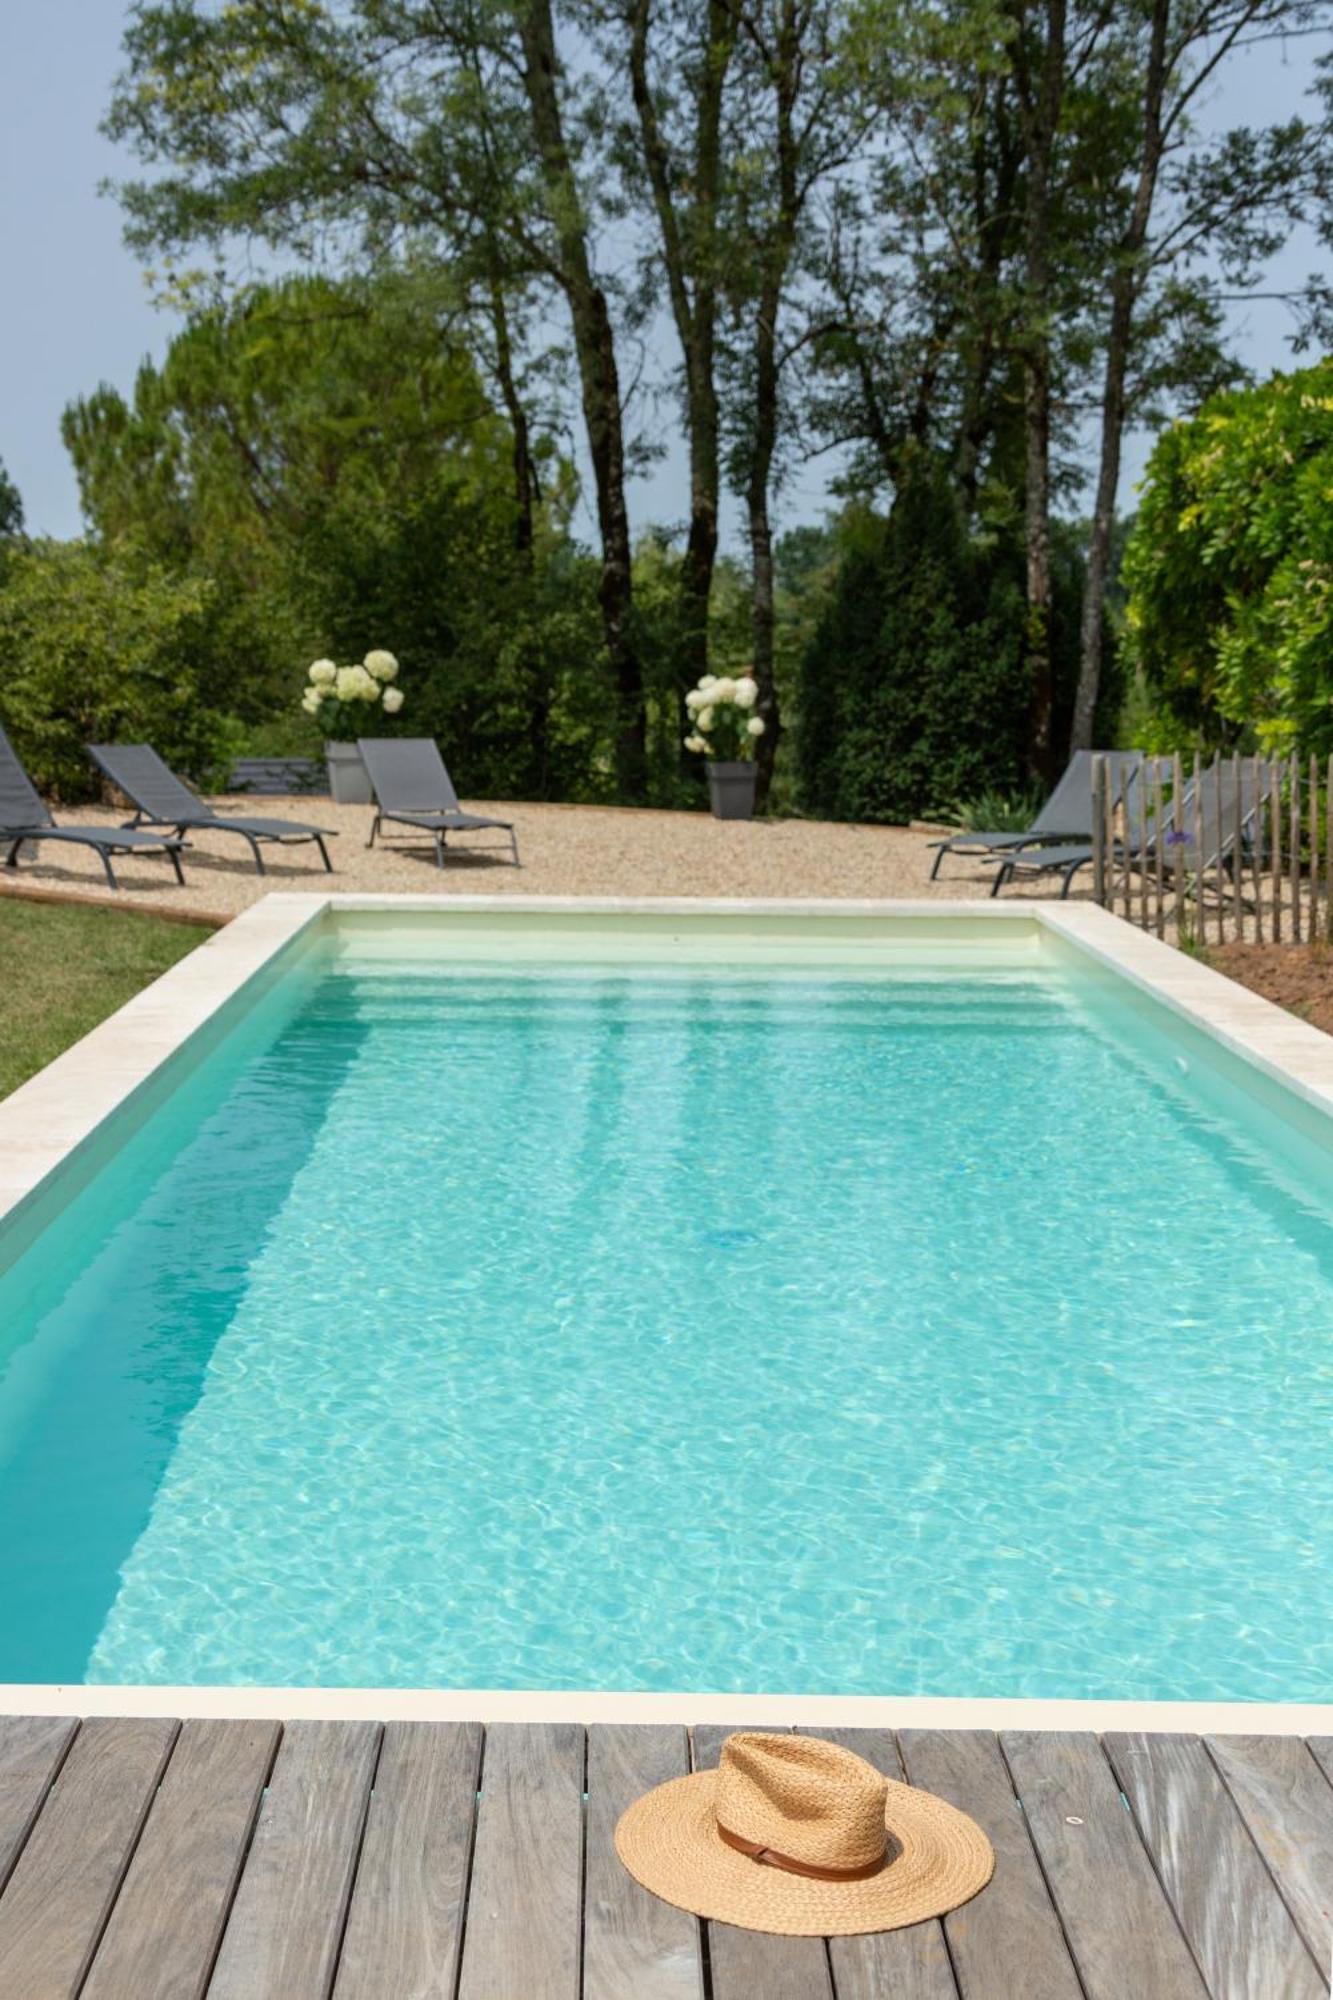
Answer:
796;463;1028;823
1124;360;1333;751
795;464;1122;824
0;539;236;802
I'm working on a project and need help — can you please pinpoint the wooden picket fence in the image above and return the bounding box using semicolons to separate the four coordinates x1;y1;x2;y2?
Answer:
1091;751;1333;947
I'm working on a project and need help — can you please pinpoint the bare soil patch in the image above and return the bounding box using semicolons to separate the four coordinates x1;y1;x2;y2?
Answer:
1206;941;1333;1038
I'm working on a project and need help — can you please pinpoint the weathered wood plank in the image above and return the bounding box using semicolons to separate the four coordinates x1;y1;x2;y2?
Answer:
80;1718;279;2000
690;1725;833;2000
1001;1731;1209;2000
899;1728;1082;2000
584;1724;704;2000
1106;1732;1324;2000
801;1729;957;2000
0;1714;178;2000
455;1722;584;2000
206;1719;380;2000
0;1716;77;1895
1208;1734;1333;1967
332;1721;483;2000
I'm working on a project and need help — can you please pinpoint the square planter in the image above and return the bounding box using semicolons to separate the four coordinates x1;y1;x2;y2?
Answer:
325;741;374;805
706;760;757;821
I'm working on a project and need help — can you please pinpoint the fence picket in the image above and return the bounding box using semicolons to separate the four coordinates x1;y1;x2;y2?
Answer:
1326;754;1333;946
1232;753;1244;941
1173;751;1186;941
1291;752;1302;944
1193;754;1205;944
1213;754;1225;946
1304;756;1312;952
1153;759;1166;938
1272;758;1283;944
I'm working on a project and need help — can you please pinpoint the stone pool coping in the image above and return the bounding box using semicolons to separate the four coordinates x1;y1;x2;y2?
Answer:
3;891;1333;1732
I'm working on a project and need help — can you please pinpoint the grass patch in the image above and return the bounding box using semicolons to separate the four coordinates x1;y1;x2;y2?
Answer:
0;897;213;1100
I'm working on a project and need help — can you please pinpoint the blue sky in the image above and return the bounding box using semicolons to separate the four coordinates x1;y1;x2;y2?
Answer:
1;1;1327;546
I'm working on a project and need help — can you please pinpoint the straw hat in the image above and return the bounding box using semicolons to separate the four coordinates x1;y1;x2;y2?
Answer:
615;1731;994;1937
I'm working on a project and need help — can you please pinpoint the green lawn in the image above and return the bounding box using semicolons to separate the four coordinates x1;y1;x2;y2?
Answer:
0;898;214;1100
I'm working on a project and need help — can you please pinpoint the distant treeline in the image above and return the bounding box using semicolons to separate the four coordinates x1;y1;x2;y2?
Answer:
1;0;1328;808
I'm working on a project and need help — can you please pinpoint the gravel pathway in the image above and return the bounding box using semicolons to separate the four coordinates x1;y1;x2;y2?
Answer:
0;797;1073;920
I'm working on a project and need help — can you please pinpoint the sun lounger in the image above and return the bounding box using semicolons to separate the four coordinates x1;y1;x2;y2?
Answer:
0;725;186;890
357;738;520;867
929;750;1142;879
990;757;1270;897
87;743;335;876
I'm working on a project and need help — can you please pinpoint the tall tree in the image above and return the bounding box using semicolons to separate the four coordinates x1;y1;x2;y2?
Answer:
601;0;737;693
106;0;649;796
1007;0;1071;781
724;0;861;806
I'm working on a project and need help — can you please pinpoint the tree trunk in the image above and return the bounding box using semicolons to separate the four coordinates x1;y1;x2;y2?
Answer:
1071;0;1169;753
628;0;732;700
1011;0;1065;783
743;0;802;812
1071;278;1132;752
748;285;782;806
518;0;645;797
487;275;536;560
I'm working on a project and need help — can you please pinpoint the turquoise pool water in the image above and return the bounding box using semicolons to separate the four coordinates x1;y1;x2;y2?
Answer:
2;924;1333;1699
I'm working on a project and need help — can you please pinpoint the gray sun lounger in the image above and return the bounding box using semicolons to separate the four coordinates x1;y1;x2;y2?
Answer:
87;743;335;876
989;756;1271;898
929;750;1142;879
358;738;520;867
0;724;186;890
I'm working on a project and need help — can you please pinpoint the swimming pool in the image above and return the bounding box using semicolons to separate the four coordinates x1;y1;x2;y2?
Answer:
2;900;1333;1702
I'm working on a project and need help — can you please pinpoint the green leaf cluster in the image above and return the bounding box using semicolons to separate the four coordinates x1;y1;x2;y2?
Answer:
1124;360;1333;752
0;540;232;802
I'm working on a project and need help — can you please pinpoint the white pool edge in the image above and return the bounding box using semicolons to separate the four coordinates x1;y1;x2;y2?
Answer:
5;890;1333;1732
3;1682;1332;1735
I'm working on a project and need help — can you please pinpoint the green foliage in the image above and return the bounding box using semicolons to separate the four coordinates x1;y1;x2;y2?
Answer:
796;461;1121;823
943;783;1046;832
0;458;22;542
796;464;1030;822
0;540;234;802
60;275;614;800
1124;360;1333;754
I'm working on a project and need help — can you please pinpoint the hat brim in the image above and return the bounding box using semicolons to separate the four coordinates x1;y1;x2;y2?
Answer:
614;1767;995;1938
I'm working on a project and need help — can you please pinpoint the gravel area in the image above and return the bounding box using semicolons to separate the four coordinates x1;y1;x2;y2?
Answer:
0;797;1072;920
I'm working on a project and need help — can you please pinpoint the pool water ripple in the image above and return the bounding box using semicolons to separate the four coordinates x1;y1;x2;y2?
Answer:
2;957;1332;1697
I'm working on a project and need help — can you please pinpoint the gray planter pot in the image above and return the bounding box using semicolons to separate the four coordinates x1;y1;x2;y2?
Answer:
707;760;758;821
325;740;374;805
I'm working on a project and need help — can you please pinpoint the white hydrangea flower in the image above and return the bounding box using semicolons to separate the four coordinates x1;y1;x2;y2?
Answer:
713;677;737;703
382;686;405;714
335;665;363;701
683;732;708;753
734;676;758;708
308;659;337;686
364;649;399;682
747;716;765;736
685;688;706;712
301;688;323;715
697;706;715;731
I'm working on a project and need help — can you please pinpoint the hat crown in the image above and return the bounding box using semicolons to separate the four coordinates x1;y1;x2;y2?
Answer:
714;1733;888;1873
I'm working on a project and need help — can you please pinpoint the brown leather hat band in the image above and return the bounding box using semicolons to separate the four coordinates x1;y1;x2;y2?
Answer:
717;1821;888;1881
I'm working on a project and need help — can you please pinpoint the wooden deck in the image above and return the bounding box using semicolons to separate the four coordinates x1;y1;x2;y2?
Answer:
0;1717;1330;1998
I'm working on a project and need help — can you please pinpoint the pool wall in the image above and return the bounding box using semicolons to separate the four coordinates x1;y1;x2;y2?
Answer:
4;891;1333;1733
